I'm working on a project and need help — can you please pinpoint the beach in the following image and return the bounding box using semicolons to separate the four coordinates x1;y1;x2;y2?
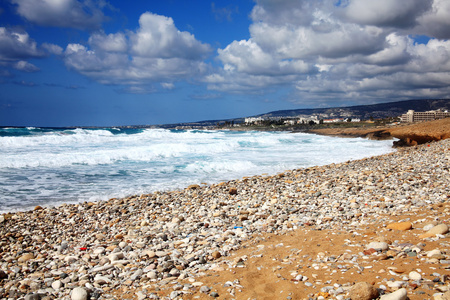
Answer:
1;122;450;300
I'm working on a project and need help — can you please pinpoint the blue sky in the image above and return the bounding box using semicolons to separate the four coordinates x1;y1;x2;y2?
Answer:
1;0;450;126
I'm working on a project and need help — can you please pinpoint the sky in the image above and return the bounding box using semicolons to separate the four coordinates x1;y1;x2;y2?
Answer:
1;0;450;127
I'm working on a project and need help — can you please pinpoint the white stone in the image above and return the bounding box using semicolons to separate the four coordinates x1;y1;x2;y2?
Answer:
147;271;157;279
94;274;112;284
380;288;407;300
51;280;63;290
109;252;124;261
409;271;422;281
71;287;88;300
386;281;404;289
93;247;105;255
366;242;389;251
64;256;78;263
427;249;442;257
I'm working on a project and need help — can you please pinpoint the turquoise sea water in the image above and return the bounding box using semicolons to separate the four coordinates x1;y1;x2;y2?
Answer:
0;127;395;213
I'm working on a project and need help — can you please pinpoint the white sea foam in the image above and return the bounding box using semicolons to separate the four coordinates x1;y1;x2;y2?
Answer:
0;128;396;213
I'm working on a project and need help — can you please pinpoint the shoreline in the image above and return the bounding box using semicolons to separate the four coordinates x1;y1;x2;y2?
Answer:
1;137;450;299
0;129;395;215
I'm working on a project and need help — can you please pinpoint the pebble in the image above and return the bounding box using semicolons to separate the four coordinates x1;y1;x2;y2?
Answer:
349;282;378;300
419;224;449;238
18;253;34;262
386;221;412;231
71;287;88;300
408;271;422;281
366;242;389;251
51;280;63;290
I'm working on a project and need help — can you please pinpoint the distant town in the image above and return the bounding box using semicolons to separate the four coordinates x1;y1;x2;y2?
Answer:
111;99;450;130
243;109;450;126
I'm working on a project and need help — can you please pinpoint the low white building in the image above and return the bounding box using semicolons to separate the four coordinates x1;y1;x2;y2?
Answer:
400;109;450;123
244;117;264;124
323;118;344;123
297;116;320;124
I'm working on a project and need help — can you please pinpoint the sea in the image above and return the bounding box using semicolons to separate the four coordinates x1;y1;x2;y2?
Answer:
0;127;396;213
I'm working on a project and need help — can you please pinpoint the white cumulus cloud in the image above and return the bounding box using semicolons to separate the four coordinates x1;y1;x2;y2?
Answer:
11;0;108;30
63;12;211;92
130;12;211;60
208;0;450;104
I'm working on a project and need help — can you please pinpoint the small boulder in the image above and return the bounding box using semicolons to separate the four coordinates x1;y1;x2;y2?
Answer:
212;251;221;259
408;271;422;281
349;282;378;300
366;242;389;251
419;224;449;238
387;221;412;231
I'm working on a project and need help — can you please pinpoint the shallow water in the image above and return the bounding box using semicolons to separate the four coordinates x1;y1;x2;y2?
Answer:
0;127;395;213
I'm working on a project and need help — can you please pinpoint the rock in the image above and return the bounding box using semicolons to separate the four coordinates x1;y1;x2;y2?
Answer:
427;249;442;257
51;280;63;290
64;256;78;263
435;291;450;300
387;221;412;231
18;253;34;263
24;294;41;300
95;233;105;240
366;242;389;251
71;287;88;300
187;184;200;190
0;269;7;279
109;252;124;261
420;224;449;238
212;251;221;259
229;187;238;195
380;288;407;300
136;291;147;300
349;282;378;300
409;271;422;281
34;206;43;211
143;250;156;258
0;215;4;223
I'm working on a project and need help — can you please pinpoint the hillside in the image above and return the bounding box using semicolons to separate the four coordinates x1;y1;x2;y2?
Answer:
256;99;450;120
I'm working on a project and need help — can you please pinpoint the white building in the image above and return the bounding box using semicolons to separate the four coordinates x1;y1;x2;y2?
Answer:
244;117;264;124
400;109;450;123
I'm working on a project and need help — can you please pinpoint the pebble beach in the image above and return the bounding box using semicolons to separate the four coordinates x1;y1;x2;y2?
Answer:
1;134;450;299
